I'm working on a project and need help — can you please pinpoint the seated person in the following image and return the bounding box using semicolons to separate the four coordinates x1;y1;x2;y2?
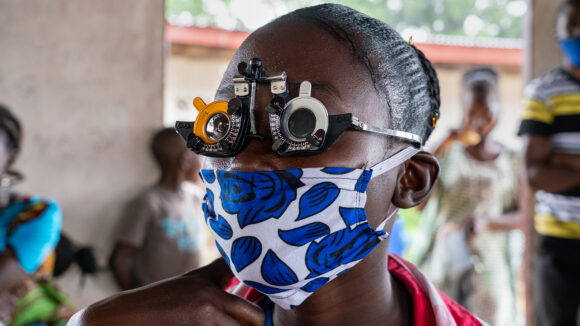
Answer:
109;128;205;290
0;104;71;326
70;4;486;325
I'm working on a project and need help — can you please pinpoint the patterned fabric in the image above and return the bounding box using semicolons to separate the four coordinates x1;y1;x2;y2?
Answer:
225;255;488;326
0;194;67;326
200;147;419;309
517;67;580;238
0;195;62;274
201;167;386;309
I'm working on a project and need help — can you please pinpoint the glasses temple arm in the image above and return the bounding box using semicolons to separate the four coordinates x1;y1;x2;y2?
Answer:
350;116;423;147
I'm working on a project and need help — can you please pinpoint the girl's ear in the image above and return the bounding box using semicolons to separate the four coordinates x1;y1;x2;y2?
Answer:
392;151;440;208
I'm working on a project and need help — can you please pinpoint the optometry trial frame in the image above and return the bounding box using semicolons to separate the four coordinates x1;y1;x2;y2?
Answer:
175;58;423;157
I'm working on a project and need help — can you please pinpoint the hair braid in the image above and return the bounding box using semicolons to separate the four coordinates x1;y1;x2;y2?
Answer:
411;46;440;140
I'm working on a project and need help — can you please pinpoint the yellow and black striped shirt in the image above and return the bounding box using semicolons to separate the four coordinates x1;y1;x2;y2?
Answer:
518;68;580;239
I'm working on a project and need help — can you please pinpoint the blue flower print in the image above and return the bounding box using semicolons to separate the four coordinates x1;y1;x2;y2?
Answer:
244;280;287;294
300;277;329;292
278;222;330;247
304;224;382;279
231;236;262;272
201;170;216;184
202;189;215;222
208;215;233;240
261;250;299;286
217;170;304;228
321;167;355;174
296;182;340;221
215;241;230;267
355;170;373;193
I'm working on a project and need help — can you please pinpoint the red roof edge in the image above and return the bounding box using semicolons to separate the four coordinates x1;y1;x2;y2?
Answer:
166;25;522;66
414;43;522;66
167;25;249;49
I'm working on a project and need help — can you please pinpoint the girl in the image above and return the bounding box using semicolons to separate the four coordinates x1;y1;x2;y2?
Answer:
72;4;485;325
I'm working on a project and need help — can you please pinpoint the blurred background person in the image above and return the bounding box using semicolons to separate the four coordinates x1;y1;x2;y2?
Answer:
0;105;73;326
108;128;206;290
407;68;524;326
519;1;580;324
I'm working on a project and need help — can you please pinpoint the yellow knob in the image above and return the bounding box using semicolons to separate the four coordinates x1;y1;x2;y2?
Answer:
193;97;207;112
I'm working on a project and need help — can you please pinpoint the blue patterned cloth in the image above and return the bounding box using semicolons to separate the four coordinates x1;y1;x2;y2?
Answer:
0;195;62;274
200;166;386;309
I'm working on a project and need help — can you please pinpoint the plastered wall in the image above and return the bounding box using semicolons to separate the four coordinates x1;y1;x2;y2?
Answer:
0;0;165;307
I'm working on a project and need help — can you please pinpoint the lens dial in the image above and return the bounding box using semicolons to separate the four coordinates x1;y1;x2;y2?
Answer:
192;97;232;144
288;108;316;139
205;113;230;141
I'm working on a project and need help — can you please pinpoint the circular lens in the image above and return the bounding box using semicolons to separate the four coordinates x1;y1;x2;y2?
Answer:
205;113;230;141
288;108;316;139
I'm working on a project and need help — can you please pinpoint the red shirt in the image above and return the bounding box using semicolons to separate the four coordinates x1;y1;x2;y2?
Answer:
226;254;487;326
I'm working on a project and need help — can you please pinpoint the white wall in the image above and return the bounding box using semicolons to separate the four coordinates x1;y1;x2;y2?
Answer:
164;46;235;126
0;0;165;307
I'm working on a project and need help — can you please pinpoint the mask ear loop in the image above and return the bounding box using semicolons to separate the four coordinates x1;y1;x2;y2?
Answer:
368;146;421;239
376;206;399;240
370;146;421;177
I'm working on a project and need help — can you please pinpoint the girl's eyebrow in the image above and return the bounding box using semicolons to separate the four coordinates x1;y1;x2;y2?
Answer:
287;81;342;100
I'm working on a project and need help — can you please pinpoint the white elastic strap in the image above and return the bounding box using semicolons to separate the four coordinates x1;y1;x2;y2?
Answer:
370;146;420;240
370;146;420;177
377;206;399;239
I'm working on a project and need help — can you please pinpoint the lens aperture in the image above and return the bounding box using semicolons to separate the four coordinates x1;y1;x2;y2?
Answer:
288;108;316;139
205;113;230;141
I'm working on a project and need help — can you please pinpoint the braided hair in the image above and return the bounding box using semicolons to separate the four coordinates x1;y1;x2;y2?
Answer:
0;104;21;155
0;104;22;180
278;4;441;146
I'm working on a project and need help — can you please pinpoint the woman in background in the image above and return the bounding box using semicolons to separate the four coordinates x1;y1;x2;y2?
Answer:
407;68;524;326
0;105;72;326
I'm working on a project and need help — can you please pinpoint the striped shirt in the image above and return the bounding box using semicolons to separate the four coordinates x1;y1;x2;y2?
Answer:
518;68;580;239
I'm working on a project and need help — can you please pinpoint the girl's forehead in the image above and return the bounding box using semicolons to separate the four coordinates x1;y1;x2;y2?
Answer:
232;24;377;102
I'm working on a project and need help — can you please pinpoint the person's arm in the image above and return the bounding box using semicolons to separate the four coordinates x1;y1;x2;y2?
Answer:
552;152;580;172
108;243;139;291
476;210;522;232
72;258;264;326
523;135;580;192
109;196;153;290
432;129;460;158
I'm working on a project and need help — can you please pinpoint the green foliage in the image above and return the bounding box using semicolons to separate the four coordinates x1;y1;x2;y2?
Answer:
166;0;525;38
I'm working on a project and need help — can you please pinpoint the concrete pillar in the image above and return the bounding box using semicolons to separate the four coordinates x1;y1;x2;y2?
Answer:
0;0;165;306
523;1;564;325
524;0;564;81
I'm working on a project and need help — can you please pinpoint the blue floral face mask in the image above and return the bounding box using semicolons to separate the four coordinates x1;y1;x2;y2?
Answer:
200;147;419;309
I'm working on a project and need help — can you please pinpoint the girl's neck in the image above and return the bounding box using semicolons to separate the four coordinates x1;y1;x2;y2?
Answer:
273;244;413;326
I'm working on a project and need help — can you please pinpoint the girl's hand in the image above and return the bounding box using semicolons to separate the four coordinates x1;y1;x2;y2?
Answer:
79;259;265;326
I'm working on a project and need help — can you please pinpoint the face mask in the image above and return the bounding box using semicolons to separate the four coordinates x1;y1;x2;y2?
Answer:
560;37;580;67
200;147;419;309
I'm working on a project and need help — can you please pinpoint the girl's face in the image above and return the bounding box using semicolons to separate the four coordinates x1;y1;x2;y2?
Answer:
207;21;404;226
210;21;396;173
